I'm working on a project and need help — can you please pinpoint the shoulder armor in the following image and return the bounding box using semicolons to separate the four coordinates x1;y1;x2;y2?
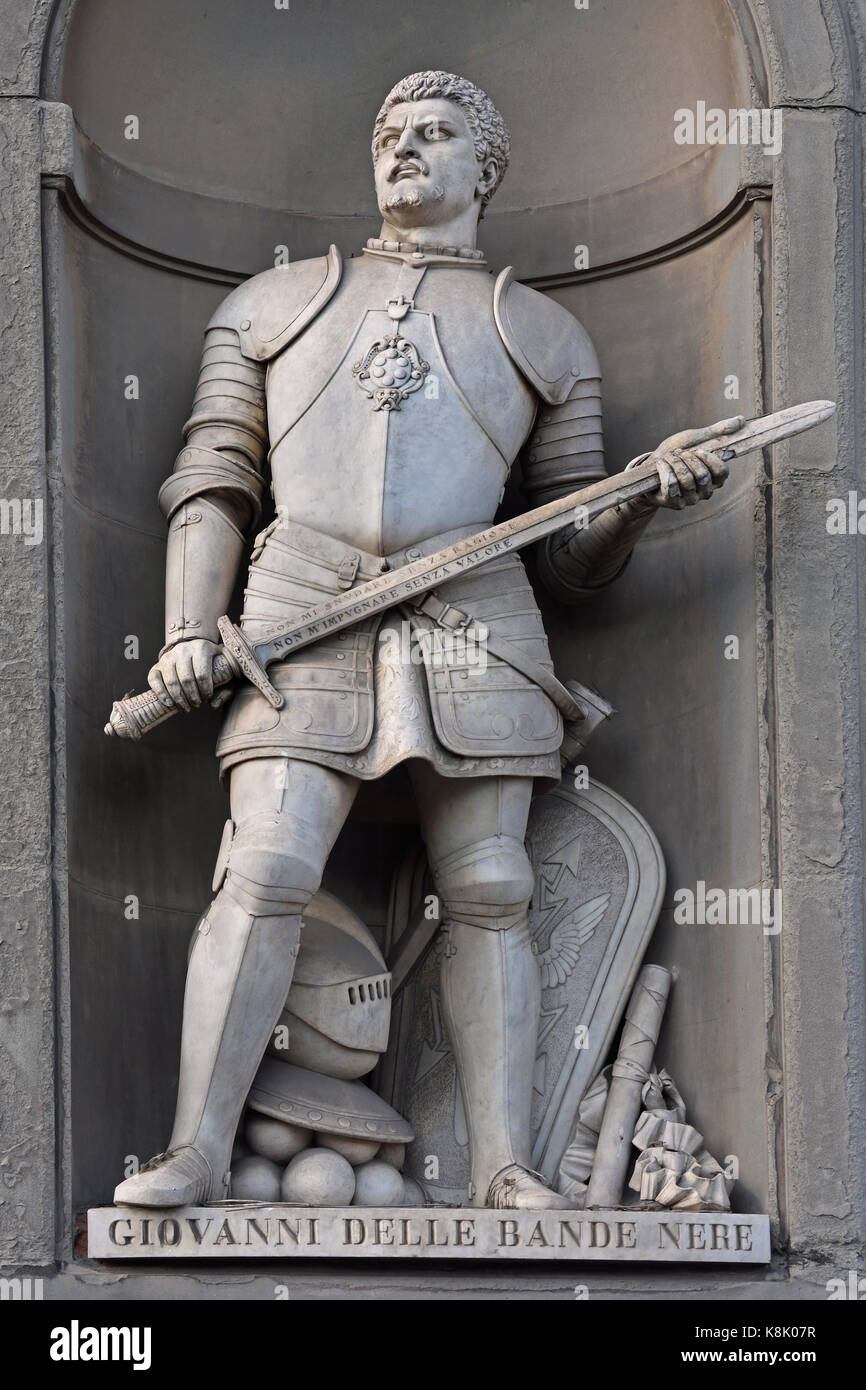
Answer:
493;267;600;405
207;245;343;362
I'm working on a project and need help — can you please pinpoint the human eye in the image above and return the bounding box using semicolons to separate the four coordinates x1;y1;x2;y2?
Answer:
424;122;449;141
380;132;399;149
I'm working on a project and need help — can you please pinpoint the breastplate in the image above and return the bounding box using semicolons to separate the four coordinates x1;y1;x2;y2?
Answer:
265;254;537;555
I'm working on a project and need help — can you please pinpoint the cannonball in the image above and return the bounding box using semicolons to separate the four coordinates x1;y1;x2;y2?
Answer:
316;1133;380;1165
246;1113;310;1164
378;1142;405;1171
281;1148;356;1206
230;1155;282;1201
352;1158;405;1207
401;1177;425;1207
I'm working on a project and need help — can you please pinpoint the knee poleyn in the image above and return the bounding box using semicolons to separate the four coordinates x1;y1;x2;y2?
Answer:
433;835;534;930
215;815;323;917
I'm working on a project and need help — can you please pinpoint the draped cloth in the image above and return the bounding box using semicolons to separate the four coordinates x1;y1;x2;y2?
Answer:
557;1067;735;1211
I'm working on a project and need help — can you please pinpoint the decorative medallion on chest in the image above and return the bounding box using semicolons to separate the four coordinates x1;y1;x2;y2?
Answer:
352;290;430;412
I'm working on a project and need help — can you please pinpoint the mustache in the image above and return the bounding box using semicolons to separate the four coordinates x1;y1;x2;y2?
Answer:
388;158;430;181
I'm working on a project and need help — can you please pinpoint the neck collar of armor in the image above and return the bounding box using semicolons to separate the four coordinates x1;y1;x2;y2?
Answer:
364;237;487;268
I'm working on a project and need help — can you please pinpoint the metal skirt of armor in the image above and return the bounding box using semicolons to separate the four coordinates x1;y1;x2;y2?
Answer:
215;518;564;789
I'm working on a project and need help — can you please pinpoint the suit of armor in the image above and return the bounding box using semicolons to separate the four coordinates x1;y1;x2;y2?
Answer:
115;239;654;1210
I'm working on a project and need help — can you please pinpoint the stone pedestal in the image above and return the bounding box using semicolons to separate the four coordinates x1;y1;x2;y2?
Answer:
87;1204;770;1264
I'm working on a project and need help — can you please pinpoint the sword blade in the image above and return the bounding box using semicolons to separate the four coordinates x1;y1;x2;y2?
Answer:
714;400;835;459
252;400;835;667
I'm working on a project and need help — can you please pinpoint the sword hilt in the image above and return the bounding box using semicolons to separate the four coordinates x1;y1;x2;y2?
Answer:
104;620;282;741
104;651;238;740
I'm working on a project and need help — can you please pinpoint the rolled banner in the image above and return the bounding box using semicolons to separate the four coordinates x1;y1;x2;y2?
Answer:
584;963;673;1208
556;1065;613;1203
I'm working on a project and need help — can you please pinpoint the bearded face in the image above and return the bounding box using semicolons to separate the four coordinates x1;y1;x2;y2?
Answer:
383;179;446;214
373;97;492;232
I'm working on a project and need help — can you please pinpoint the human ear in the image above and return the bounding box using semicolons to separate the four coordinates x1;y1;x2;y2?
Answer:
476;158;498;198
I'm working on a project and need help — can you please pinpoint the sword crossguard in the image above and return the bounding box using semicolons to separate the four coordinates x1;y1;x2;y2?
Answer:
216;616;283;710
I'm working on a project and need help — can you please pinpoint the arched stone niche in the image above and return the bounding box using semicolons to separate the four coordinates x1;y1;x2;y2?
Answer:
49;0;774;1215
2;0;861;1281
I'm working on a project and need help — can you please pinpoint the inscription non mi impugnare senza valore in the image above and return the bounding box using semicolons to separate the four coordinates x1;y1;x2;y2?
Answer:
96;1209;763;1260
272;542;516;652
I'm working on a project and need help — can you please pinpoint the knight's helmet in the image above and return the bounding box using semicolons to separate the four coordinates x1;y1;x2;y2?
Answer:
268;889;392;1080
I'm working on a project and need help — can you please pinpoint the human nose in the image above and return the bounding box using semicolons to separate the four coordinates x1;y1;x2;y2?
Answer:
394;123;418;158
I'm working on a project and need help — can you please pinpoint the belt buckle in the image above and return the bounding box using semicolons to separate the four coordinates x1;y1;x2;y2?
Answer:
337;553;361;589
416;592;471;632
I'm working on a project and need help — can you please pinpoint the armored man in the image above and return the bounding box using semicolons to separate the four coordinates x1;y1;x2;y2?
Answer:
114;72;730;1210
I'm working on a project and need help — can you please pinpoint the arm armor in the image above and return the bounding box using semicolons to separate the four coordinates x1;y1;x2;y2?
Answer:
157;326;267;649
523;382;656;603
158;326;268;528
156;251;344;649
494;270;654;603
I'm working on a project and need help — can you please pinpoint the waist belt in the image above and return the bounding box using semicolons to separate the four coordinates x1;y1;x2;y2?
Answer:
412;591;585;724
251;516;388;583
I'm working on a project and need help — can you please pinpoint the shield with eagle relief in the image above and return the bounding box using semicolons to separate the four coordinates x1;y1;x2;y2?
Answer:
376;778;666;1201
527;829;610;1135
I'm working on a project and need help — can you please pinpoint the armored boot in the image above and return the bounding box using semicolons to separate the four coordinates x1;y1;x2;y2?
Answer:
114;855;307;1207
440;915;572;1210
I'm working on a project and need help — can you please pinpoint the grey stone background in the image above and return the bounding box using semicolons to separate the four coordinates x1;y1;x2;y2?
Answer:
0;0;864;1298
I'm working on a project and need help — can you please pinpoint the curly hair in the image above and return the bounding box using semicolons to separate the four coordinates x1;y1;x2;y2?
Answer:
371;71;510;215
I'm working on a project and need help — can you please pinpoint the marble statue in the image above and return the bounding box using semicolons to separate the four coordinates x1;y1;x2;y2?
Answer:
112;71;734;1211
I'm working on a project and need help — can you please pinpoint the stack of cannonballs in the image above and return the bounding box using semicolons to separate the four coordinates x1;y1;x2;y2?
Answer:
232;1114;424;1207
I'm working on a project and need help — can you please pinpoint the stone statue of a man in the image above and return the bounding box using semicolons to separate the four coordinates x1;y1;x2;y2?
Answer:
114;71;730;1210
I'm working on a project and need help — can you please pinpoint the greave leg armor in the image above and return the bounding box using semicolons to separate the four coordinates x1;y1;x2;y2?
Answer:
170;891;301;1194
428;819;572;1211
114;758;357;1208
441;915;538;1201
113;885;302;1208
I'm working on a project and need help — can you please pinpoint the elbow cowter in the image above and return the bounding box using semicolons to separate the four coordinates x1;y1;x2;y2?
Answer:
535;510;641;604
158;327;268;534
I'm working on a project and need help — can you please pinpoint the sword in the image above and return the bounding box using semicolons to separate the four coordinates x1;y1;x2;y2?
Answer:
105;400;834;740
